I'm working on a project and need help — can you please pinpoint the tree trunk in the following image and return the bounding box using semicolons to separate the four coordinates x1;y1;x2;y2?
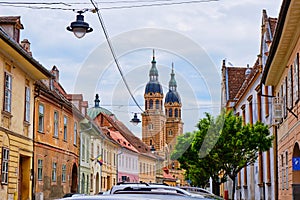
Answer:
231;175;236;200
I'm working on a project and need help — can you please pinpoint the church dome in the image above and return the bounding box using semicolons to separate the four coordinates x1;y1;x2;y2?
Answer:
145;82;163;94
165;90;181;103
87;94;115;119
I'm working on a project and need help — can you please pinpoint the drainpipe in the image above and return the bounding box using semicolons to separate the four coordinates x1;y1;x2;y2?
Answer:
32;85;40;200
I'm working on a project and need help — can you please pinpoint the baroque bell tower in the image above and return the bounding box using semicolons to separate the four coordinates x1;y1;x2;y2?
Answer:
142;50;166;152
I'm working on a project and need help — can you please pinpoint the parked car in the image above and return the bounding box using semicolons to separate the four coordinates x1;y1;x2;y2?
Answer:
179;186;224;200
59;182;219;200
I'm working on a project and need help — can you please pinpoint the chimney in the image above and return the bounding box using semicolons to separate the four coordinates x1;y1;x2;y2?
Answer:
0;16;24;43
51;66;59;82
21;39;32;56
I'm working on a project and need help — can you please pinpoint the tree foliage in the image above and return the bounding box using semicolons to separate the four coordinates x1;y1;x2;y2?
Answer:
171;110;273;199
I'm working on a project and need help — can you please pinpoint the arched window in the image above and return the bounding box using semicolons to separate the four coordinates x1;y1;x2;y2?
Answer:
156;100;160;109
145;100;148;110
169;130;173;135
169;108;172;117
149;99;153;109
150;140;152;145
175;109;178;117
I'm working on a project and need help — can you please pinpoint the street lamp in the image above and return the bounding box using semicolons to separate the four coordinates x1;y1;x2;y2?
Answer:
67;11;93;39
130;113;141;125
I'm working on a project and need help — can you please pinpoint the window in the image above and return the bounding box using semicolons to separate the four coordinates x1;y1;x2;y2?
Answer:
256;91;262;122
38;159;43;180
241;105;246;125
294;53;299;104
284;78;288;118
155;100;160;109
82;136;85;161
169;130;173;136
63;116;68;140
38;104;44;132
54;111;59;137
52;162;57;182
145;100;147;110
264;86;270;116
24;86;30;122
74;122;77;145
288;66;293;108
4;73;12;112
148;124;153;130
1;148;9;184
175;109;178;117
149;99;153;109
248;98;253;125
62;164;66;182
169;108;172;117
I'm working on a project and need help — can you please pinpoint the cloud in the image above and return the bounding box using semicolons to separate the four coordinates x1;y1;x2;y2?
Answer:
0;0;282;135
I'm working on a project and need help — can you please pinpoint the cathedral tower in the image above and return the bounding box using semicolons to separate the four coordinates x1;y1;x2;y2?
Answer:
142;50;166;151
164;64;183;168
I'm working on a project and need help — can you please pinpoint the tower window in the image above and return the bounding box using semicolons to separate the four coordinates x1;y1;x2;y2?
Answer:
148;124;153;130
145;100;148;110
175;109;178;117
169;130;173;135
156;100;160;109
169;108;172;117
149;99;153;109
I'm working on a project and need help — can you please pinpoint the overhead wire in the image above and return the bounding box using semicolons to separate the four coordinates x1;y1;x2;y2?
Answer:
89;0;144;112
0;0;219;10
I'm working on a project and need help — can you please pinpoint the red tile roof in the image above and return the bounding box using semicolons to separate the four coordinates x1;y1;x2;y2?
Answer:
104;128;139;153
234;59;261;100
226;67;247;100
100;113;156;158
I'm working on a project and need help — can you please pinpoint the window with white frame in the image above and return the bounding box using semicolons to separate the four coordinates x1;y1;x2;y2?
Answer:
38;159;43;180
38;104;44;132
74;122;77;145
63;116;68;140
4;73;12;113
52;162;57;182
54;111;59;137
1;148;9;184
62;164;66;182
24;86;30;122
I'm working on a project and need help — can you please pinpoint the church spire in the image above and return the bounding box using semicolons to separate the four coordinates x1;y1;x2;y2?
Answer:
94;94;100;108
149;49;158;82
169;63;177;91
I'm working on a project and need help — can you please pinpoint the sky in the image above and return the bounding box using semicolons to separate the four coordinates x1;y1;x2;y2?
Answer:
0;0;282;137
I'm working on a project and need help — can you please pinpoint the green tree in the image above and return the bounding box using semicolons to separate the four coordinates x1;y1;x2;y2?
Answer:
216;111;273;199
172;111;273;199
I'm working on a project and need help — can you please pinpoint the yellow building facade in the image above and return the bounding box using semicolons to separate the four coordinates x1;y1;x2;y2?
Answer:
0;17;52;200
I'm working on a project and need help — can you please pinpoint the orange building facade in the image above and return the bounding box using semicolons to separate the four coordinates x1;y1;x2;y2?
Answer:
33;67;85;199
